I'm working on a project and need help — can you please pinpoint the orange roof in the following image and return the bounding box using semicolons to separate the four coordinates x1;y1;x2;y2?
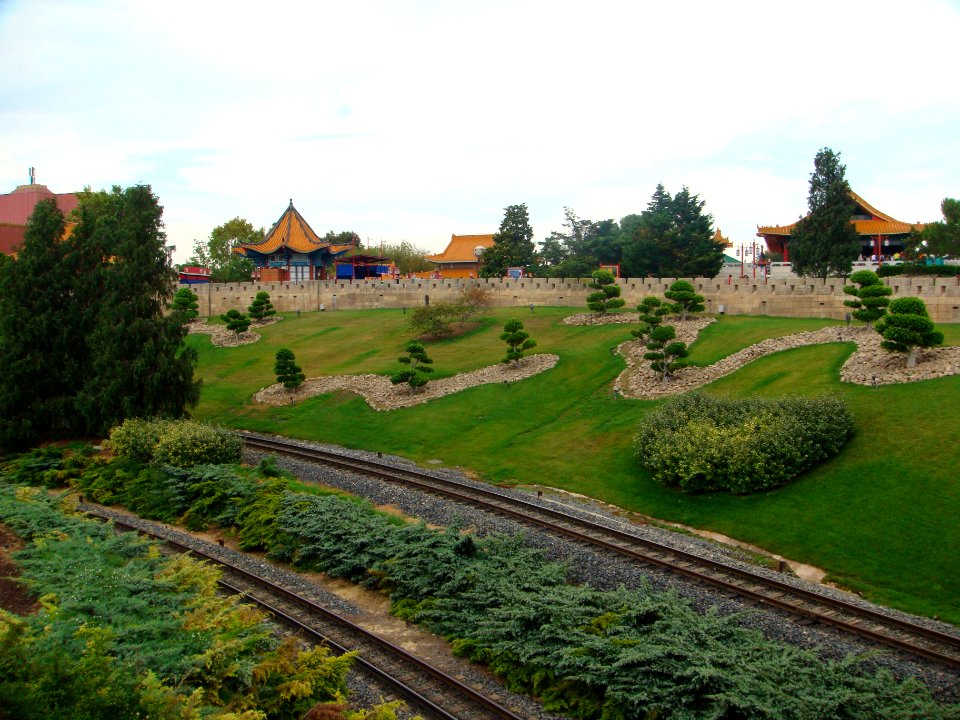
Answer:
237;201;344;255
757;190;925;237
425;233;495;264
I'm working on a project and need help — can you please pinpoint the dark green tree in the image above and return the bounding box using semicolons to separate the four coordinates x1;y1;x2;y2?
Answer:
586;269;625;314
186;216;260;282
916;198;960;258
631;296;670;346
391;340;434;391
171;287;200;321
479;204;535;278
274;348;306;390
663;280;705;321
535;208;622;278
500;318;537;363
248;291;276;321
788;148;861;279
843;270;892;328
644;325;690;385
620;185;724;279
221;309;251;337
875;297;944;368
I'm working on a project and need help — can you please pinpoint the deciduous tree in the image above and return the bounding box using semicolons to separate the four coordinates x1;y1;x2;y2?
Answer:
917;198;960;258
788;148;860;279
480;204;535;278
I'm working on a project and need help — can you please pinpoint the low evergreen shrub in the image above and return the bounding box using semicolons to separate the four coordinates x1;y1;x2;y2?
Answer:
635;392;854;493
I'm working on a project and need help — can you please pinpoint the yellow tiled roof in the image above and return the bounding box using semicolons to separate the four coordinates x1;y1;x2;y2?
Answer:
757;191;925;237
240;201;334;255
425;233;495;263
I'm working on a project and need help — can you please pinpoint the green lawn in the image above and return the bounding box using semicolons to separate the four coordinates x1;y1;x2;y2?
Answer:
187;309;960;624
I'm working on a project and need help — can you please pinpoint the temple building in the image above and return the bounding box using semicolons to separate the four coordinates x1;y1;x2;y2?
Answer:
424;233;495;278
757;190;925;261
233;200;352;282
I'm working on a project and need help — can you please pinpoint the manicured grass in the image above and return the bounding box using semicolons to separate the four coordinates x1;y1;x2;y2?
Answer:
187;309;960;624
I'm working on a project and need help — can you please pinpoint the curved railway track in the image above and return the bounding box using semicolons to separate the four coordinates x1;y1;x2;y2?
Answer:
241;431;960;671
80;505;530;720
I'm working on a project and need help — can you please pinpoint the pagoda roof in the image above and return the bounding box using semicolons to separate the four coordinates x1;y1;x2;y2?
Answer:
757;190;925;238
235;201;351;256
425;233;495;264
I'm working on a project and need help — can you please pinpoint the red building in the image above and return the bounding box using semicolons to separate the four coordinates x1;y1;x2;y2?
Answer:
757;190;925;261
0;179;79;256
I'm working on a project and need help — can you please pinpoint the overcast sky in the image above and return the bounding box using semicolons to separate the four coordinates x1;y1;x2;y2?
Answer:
2;0;959;264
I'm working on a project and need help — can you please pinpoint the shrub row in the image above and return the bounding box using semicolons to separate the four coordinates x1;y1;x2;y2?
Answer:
20;447;951;719
876;263;960;277
108;417;242;467
635;393;854;493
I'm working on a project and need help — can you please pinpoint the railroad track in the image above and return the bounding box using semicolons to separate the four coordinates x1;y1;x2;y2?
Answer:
241;431;960;670
80;505;530;720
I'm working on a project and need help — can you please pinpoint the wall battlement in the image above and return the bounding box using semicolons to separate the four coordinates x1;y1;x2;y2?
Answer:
192;275;960;323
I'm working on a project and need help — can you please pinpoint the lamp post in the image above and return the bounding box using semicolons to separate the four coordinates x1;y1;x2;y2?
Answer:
473;245;485;284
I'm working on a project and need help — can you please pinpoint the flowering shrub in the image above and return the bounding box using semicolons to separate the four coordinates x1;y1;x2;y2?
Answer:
635;392;854;493
108;418;241;468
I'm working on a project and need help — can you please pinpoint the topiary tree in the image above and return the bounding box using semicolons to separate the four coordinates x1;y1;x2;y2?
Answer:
631;296;670;345
221;308;251;338
874;297;944;368
663;280;705;321
274;347;305;390
171;287;200;321
248;291;276;321
644;324;689;385
843;270;892;328
391;340;434;391
501;317;537;364
586;269;625;315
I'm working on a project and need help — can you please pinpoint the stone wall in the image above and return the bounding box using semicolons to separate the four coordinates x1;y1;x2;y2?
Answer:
192;275;960;323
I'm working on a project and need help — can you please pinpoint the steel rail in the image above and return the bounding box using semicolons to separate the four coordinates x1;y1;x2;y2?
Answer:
85;507;527;720
241;431;960;670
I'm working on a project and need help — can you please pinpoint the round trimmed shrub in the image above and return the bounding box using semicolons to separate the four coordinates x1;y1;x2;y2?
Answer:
108;418;241;468
107;418;173;462
635;392;854;493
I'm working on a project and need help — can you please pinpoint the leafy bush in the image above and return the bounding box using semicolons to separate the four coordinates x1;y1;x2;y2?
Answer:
635;392;854;493
409;303;458;337
109;418;242;468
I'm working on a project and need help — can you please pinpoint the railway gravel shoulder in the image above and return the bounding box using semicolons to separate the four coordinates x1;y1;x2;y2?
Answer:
242;435;960;702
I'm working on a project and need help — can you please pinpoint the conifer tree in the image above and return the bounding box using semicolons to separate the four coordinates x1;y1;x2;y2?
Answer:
875;297;943;368
501;318;537;363
788;148;861;279
221;309;251;337
248;291;276;321
171;287;200;321
663;280;705;321
274;348;305;390
586;269;625;314
644;324;690;385
632;296;669;346
479;204;535;278
843;270;892;328
391;340;434;391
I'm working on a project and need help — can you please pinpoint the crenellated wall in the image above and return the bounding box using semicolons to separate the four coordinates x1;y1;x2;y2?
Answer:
192;275;960;323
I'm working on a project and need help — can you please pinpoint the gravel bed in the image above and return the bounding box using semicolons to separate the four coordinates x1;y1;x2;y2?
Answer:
85;502;560;720
244;436;960;703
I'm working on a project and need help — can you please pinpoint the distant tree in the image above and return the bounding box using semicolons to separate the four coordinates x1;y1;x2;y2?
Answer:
171;287;200;321
663;280;705;321
621;185;724;279
843;270;892;328
274;348;305;390
391;340;434;391
248;291;276;321
323;230;362;248
380;240;432;274
451;286;494;327
186;216;261;282
586;269;625;314
536;207;622;278
480;204;535;278
644;324;690;385
788;148;860;279
221;309;251;337
501;317;537;364
875;297;944;368
916;198;960;258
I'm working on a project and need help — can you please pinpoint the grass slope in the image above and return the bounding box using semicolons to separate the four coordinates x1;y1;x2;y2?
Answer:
186;309;960;624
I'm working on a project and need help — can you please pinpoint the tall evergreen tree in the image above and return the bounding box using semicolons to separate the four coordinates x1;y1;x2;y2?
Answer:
621;185;724;278
788;148;861;279
479;204;535;278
